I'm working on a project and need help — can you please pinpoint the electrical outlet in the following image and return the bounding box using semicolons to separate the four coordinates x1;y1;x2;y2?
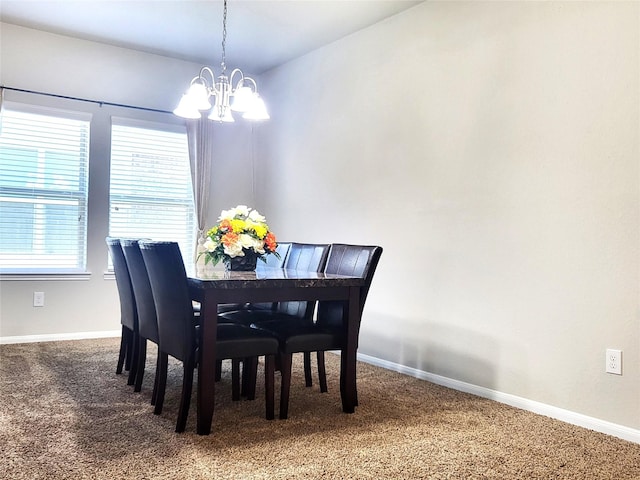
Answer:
605;349;622;375
33;291;45;307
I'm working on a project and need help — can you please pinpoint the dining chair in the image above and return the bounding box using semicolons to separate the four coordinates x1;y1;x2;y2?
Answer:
105;237;139;386
214;241;292;387
219;242;330;388
139;240;280;432
121;239;161;401
253;243;383;419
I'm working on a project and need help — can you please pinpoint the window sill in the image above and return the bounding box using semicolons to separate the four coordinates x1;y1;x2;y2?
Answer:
0;272;92;281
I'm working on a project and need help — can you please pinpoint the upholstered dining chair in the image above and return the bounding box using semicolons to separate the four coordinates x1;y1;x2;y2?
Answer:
139;240;280;432
252;243;383;419
219;242;330;388
106;237;139;386
121;239;161;401
214;241;292;388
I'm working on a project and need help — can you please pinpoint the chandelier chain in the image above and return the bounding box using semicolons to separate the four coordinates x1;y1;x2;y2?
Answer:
221;0;228;73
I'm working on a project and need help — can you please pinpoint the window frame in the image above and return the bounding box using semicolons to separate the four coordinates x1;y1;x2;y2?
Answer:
0;101;92;277
107;117;196;268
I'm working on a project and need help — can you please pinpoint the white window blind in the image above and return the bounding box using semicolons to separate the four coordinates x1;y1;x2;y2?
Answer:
0;105;90;273
108;119;195;264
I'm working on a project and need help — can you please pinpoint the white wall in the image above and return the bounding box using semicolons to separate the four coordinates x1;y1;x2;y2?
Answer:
255;1;640;429
0;23;256;337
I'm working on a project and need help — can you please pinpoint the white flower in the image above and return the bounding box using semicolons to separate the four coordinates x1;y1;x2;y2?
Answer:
223;242;244;258
233;205;250;218
203;238;217;252
218;209;234;221
248;209;266;223
253;241;266;255
238;233;257;250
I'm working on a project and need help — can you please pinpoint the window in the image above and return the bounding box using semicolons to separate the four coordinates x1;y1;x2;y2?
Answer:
0;104;90;273
108;118;195;264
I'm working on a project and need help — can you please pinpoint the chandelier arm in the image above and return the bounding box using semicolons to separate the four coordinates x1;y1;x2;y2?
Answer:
198;67;216;90
228;68;245;89
242;76;258;93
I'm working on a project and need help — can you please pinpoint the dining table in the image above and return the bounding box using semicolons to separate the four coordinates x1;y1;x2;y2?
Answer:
187;265;365;435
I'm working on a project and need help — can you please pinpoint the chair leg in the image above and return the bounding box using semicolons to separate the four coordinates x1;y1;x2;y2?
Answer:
264;355;275;420
116;325;128;374
231;359;241;401
303;352;313;387
279;353;293;419
244;357;258;400
134;337;147;392
317;351;328;393
154;352;169;415
176;359;194;433
124;328;134;371
215;359;222;382
127;331;139;386
241;357;249;396
151;350;161;406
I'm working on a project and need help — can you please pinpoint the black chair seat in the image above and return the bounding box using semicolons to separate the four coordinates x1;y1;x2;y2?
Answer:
252;320;340;353
217;303;248;314
216;324;279;358
219;309;301;325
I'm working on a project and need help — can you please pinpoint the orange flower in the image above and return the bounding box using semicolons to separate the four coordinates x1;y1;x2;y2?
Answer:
265;232;277;252
219;219;233;232
221;232;239;247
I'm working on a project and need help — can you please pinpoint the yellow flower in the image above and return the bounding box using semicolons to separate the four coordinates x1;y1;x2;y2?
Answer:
253;224;267;239
230;219;246;233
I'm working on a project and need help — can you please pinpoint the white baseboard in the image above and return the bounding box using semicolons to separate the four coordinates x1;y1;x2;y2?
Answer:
0;330;120;344
357;352;640;445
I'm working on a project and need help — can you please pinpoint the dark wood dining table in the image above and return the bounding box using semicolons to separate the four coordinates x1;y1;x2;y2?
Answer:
187;266;365;435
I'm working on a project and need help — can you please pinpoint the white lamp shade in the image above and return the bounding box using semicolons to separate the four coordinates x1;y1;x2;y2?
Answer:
230;86;254;112
243;95;270;120
208;105;235;123
187;82;212;110
221;107;235;122
173;95;202;119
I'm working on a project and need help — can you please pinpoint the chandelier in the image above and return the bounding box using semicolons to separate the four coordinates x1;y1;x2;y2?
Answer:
173;0;269;122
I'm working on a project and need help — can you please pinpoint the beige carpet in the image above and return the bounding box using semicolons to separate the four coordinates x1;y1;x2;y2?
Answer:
1;338;639;479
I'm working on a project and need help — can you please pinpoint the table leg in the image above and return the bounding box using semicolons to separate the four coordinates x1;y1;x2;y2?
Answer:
341;286;361;413
197;294;218;435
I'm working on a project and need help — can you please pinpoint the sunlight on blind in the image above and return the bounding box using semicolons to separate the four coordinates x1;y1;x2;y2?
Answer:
108;121;195;265
0;107;90;272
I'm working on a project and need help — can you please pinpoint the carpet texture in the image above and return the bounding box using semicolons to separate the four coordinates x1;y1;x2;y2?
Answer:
1;338;639;479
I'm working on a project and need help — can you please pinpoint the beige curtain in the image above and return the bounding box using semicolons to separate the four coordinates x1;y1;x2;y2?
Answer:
186;118;214;262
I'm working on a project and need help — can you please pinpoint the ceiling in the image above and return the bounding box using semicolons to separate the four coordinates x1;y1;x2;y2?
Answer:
0;0;422;74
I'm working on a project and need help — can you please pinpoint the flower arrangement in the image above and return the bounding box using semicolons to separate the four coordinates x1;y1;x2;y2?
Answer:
200;205;279;270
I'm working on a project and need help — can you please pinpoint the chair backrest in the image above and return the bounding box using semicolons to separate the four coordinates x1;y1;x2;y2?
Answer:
105;237;137;331
263;242;291;268
250;242;293;311
122;239;159;344
317;244;383;329
275;242;330;318
139;241;195;362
